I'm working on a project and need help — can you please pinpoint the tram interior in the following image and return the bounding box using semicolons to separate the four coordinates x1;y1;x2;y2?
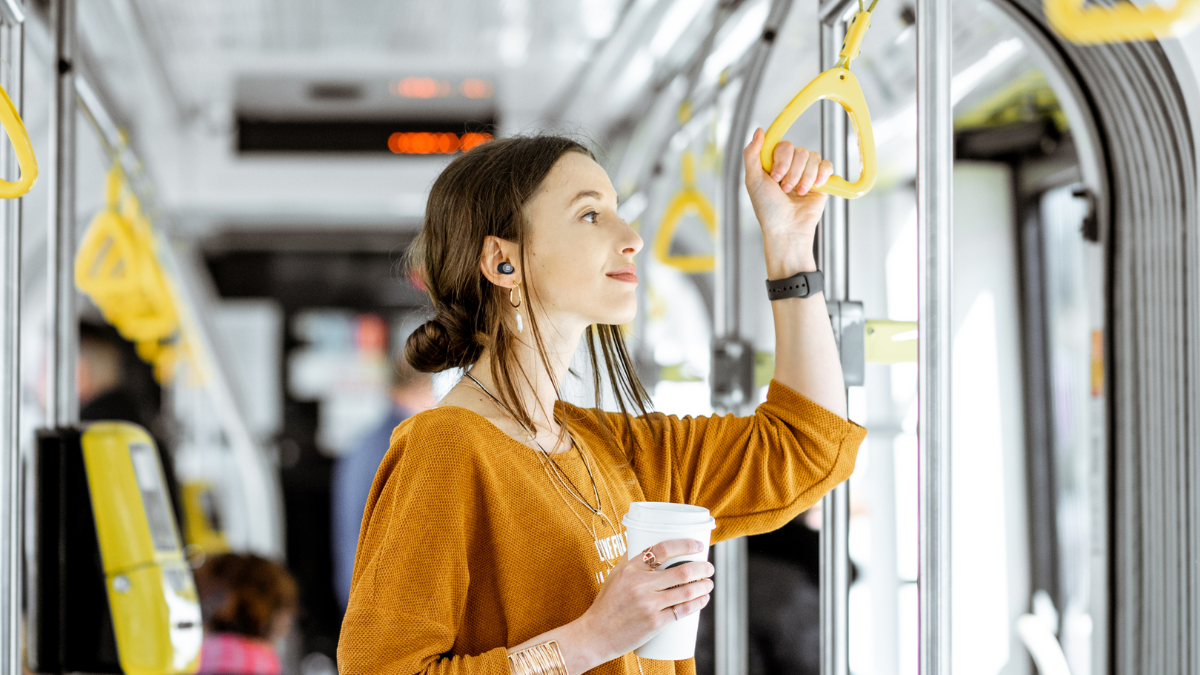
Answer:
3;0;1200;674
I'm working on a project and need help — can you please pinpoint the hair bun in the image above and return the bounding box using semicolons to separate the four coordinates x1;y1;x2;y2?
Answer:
405;309;482;372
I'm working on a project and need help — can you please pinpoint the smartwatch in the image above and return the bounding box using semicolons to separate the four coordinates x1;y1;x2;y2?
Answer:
765;270;823;300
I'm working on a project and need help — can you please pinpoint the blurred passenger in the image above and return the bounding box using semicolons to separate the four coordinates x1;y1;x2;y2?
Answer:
79;322;148;424
330;357;433;610
77;321;181;520
194;553;298;675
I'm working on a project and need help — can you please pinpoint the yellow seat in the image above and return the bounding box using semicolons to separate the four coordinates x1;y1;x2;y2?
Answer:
760;11;877;199
653;151;718;274
1045;0;1200;44
0;83;37;199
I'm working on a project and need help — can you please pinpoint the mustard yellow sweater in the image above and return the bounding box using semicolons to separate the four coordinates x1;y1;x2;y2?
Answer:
338;380;867;675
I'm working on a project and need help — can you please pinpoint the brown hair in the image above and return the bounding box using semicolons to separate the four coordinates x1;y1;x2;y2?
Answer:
195;553;298;640
404;135;652;447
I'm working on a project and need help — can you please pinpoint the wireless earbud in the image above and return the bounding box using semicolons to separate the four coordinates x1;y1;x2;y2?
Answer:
498;262;515;275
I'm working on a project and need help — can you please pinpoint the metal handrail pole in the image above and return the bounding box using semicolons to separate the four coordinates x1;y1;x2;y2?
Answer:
818;11;851;675
712;3;793;675
46;0;77;427
0;9;23;675
916;0;952;674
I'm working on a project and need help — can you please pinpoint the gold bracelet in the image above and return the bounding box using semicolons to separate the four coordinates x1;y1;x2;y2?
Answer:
507;640;568;675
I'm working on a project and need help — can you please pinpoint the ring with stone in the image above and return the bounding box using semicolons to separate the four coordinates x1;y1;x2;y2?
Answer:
641;547;662;570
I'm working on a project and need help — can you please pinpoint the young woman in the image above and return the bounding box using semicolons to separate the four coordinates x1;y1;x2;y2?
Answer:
337;129;867;675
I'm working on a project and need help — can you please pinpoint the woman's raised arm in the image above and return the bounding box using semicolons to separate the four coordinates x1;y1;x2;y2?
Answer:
742;128;847;419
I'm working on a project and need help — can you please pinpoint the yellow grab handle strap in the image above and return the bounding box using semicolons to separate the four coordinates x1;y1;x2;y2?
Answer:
1045;0;1200;44
76;211;139;295
759;68;877;199
105;164;123;211
0;84;36;199
654;187;718;274
838;12;872;66
680;151;696;187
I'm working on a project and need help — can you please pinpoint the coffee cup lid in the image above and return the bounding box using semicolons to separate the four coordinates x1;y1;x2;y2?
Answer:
622;502;716;530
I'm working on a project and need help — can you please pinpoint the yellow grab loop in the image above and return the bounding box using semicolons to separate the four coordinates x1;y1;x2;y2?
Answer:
760;12;877;199
76;164;182;383
653;151;718;274
0;83;37;199
1045;0;1200;44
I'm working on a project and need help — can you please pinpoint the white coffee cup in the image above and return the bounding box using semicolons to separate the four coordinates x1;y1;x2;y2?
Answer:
622;502;717;660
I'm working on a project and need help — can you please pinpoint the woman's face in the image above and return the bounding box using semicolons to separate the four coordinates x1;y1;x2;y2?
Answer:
521;152;643;329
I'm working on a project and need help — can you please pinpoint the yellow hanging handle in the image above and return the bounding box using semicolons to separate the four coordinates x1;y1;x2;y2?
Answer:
760;11;877;199
76;164;182;383
1045;0;1200;44
0;83;37;199
654;151;718;274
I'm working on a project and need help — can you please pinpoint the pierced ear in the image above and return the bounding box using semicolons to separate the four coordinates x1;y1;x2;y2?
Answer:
479;235;520;287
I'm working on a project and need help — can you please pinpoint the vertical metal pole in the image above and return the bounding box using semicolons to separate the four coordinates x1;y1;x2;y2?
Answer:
712;3;793;674
46;0;77;427
0;4;23;675
818;12;851;675
916;0;952;674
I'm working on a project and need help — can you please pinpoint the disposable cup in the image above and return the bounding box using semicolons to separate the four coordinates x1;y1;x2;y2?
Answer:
622;502;717;660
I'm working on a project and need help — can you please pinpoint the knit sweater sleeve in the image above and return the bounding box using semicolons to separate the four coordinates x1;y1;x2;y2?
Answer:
336;417;510;675
618;380;866;543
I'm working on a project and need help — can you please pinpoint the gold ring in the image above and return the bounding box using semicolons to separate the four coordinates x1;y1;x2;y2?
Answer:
641;547;662;570
671;606;680;621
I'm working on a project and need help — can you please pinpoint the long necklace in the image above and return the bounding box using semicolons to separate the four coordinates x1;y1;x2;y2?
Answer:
464;372;623;565
464;372;643;674
464;372;602;514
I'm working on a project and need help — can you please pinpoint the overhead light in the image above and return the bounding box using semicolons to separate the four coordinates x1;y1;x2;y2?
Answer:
613;48;654;103
874;38;1025;145
581;0;621;39
951;38;1023;105
651;0;705;58
391;77;451;99
618;192;649;222
702;0;768;82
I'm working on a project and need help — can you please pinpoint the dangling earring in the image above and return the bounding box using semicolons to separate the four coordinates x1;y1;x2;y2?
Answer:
509;283;523;333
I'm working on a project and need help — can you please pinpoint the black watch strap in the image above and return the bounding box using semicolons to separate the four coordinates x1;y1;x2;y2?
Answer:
765;270;823;300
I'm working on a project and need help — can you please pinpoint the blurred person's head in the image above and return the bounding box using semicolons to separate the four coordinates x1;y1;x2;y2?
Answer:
194;553;298;644
389;353;433;412
78;322;123;404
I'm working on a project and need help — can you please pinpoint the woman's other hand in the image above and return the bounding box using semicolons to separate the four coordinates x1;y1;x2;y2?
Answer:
742;128;833;277
573;538;714;667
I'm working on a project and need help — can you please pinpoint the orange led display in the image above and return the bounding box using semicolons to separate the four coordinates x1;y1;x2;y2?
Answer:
391;77;451;99
460;78;495;99
388;131;494;155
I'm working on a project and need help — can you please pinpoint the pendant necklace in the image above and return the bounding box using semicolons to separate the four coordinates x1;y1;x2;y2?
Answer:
464;372;622;566
464;372;645;675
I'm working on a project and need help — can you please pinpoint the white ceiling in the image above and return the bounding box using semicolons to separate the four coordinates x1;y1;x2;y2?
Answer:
22;0;1039;238
68;0;628;235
